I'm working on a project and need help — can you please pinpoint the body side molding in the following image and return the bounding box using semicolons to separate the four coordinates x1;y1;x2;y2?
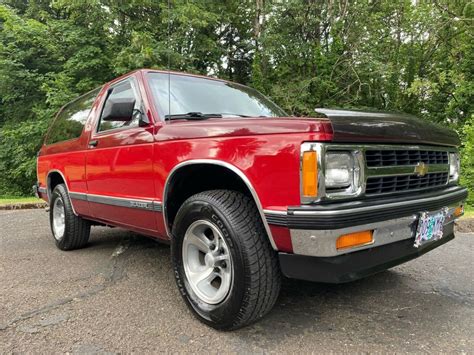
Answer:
69;192;163;212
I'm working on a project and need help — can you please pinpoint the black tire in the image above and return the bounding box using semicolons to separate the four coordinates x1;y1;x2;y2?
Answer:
49;184;90;250
171;190;281;330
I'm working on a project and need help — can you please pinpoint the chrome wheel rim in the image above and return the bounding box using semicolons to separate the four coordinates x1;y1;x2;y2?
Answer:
182;220;233;305
52;197;65;241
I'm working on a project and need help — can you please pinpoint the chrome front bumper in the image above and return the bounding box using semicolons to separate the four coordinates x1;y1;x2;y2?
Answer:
265;186;467;257
290;208;458;257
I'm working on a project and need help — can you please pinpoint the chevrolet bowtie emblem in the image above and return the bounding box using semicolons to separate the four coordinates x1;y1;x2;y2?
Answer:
414;162;429;177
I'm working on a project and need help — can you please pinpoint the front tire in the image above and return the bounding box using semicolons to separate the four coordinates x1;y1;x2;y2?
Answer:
49;184;90;250
171;190;281;330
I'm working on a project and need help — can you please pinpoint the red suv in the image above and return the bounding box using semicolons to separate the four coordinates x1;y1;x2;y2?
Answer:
35;69;467;329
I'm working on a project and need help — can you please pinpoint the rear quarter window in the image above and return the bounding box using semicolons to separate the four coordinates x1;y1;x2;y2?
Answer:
45;88;101;145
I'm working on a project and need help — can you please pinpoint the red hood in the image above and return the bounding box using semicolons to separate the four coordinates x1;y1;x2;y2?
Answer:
156;117;333;141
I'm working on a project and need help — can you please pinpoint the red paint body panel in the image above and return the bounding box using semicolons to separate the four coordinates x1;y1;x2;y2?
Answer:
37;69;334;251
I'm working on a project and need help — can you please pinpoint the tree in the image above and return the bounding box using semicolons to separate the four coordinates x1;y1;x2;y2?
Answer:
0;0;472;202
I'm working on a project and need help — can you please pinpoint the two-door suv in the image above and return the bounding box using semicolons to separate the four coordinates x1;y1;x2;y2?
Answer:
35;69;467;329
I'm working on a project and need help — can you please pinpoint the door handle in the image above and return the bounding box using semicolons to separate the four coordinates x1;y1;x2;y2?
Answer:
89;140;98;148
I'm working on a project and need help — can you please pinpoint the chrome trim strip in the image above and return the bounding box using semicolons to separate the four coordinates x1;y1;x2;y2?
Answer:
366;163;449;177
87;194;154;210
292;188;466;216
153;201;163;212
69;192;87;201
163;159;278;250
68;192;163;212
37;187;48;194
264;187;466;217
263;209;287;215
448;152;460;183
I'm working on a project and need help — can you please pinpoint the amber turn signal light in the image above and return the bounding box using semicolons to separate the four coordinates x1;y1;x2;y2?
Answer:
302;151;318;197
336;230;374;250
454;205;464;218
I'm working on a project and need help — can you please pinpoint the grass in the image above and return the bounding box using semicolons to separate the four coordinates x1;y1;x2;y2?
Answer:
0;196;44;205
463;205;474;219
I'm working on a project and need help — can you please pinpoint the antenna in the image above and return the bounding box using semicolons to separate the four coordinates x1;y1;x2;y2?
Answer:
167;0;171;119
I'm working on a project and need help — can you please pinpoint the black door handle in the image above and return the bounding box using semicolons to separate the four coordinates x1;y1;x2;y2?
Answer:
89;140;98;147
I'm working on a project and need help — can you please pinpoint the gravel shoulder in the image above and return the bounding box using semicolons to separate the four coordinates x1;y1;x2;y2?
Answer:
0;209;473;353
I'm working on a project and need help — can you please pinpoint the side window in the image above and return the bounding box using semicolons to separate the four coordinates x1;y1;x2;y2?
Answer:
97;79;142;132
45;88;100;145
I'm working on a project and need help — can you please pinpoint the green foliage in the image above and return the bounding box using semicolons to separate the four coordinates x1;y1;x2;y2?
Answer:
0;119;48;195
460;115;474;208
0;1;472;197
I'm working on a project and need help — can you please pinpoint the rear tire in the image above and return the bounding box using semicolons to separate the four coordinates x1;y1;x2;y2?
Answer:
171;190;281;330
49;184;90;250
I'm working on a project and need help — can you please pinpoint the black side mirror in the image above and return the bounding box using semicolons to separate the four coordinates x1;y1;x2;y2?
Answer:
102;98;136;121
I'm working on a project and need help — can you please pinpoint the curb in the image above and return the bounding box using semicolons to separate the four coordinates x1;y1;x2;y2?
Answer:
0;202;48;211
455;218;474;233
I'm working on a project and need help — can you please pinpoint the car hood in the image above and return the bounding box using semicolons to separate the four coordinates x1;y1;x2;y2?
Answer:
157;109;459;147
315;108;460;147
157;117;332;141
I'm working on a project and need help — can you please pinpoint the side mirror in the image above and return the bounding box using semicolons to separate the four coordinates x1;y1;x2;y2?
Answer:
102;98;136;121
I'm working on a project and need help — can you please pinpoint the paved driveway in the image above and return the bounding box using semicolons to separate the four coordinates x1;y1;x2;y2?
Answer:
1;209;473;352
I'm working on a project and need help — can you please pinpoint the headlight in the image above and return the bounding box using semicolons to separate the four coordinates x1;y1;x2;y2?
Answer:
449;152;460;182
325;152;354;189
300;143;362;204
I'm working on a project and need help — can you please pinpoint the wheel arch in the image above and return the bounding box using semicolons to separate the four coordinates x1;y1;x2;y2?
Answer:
46;169;78;215
163;160;277;250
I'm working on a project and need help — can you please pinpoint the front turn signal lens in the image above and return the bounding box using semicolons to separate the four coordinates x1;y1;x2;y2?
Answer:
336;230;374;250
302;151;318;197
454;205;464;218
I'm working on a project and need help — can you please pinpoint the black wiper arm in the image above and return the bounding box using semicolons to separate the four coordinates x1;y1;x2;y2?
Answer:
217;112;252;117
218;113;271;118
164;112;222;121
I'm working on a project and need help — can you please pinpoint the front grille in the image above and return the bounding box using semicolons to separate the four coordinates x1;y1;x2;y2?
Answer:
365;150;448;167
365;172;449;195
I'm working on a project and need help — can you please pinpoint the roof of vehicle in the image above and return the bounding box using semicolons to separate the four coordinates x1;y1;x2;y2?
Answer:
139;68;232;85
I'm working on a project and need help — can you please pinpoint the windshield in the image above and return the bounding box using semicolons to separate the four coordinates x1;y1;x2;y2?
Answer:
146;72;287;119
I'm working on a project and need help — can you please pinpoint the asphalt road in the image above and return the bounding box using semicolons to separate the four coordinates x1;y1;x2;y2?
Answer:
1;209;473;353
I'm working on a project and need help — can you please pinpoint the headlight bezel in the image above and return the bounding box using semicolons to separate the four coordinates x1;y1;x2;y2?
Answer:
449;152;460;182
300;143;364;204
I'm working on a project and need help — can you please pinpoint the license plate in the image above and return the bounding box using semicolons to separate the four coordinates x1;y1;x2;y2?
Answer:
414;209;447;248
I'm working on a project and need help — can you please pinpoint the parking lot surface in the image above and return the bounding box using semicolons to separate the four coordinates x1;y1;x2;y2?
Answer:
0;209;473;353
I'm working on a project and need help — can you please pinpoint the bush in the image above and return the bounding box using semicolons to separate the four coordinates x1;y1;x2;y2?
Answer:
460;116;474;208
0;119;48;196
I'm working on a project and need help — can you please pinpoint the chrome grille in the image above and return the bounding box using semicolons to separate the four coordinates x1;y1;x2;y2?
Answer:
366;172;449;195
366;150;448;167
364;147;451;196
299;143;456;203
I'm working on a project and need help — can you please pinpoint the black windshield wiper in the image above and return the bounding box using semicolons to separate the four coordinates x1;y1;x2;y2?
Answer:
164;112;222;121
218;113;271;118
217;112;252;117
